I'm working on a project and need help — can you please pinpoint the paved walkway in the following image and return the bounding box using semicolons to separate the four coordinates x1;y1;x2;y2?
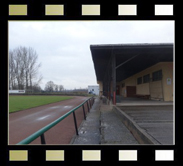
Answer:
70;97;101;144
100;105;138;144
71;97;138;144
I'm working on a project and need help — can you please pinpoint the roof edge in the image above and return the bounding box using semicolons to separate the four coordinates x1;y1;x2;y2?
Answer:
90;43;173;49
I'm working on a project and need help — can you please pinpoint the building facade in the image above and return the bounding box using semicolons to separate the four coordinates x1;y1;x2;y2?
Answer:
90;43;173;103
120;62;173;101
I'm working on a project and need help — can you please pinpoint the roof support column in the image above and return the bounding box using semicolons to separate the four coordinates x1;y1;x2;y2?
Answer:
108;67;111;102
112;53;116;105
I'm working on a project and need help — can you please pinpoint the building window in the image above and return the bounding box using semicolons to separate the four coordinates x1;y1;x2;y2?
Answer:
122;83;125;88
152;70;162;81
137;77;142;84
143;74;150;83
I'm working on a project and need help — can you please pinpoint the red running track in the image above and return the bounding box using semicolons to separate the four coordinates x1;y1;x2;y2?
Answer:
9;96;90;145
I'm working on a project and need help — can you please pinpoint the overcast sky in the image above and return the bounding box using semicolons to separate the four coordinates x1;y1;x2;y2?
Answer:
9;21;174;90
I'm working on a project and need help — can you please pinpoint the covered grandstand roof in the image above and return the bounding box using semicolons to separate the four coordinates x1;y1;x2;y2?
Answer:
90;43;173;82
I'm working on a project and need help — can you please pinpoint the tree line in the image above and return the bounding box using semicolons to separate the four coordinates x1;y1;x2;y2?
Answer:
44;81;64;92
9;46;42;92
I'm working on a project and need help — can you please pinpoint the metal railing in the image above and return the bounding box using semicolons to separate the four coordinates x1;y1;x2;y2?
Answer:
17;97;95;145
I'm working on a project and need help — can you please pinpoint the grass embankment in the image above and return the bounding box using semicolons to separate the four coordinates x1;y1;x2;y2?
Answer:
9;95;73;113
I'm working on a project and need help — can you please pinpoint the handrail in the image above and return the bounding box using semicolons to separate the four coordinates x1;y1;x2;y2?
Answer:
17;97;94;145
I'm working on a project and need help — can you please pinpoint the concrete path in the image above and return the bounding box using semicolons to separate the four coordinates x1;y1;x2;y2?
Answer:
70;97;101;144
71;97;138;144
100;105;139;144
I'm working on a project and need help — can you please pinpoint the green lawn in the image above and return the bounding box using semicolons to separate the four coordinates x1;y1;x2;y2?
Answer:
9;95;73;113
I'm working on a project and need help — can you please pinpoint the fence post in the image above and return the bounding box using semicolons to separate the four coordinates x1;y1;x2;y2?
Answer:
87;101;90;112
89;99;91;108
73;112;79;135
40;134;46;144
82;105;86;120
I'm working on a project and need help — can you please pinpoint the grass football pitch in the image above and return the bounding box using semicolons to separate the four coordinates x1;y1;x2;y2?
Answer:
9;95;73;113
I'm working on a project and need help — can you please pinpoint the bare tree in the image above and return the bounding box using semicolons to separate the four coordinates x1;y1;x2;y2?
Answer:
9;50;16;89
44;81;55;92
59;85;64;91
27;47;42;90
9;46;42;90
13;47;25;89
55;84;59;92
32;83;42;92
